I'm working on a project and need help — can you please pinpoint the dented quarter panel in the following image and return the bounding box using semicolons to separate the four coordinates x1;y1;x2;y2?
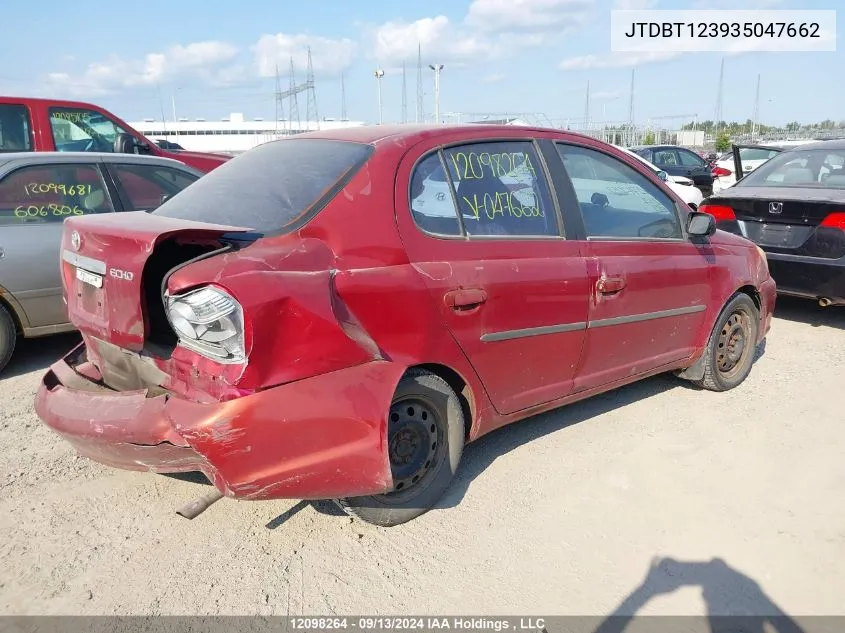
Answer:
62;211;250;351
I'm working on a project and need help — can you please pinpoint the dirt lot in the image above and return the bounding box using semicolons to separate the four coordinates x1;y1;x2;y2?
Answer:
1;297;843;617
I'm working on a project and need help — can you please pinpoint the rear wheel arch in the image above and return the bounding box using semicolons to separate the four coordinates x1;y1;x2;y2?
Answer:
408;362;476;440
0;294;24;335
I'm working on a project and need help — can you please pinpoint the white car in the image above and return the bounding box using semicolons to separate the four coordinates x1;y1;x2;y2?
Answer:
617;146;704;208
711;141;818;194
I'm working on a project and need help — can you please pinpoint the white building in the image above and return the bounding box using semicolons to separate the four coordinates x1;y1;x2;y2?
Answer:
128;112;367;154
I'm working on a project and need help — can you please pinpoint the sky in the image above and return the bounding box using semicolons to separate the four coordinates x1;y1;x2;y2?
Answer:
0;0;840;127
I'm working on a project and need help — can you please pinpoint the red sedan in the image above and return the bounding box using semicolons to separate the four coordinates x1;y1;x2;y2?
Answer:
35;125;776;527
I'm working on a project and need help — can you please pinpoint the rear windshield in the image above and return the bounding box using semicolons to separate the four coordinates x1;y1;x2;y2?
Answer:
737;148;845;189
738;147;780;161
152;138;373;232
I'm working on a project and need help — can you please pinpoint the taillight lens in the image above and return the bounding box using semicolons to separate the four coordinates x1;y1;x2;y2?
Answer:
712;166;732;177
700;204;736;221
820;212;845;230
166;285;246;363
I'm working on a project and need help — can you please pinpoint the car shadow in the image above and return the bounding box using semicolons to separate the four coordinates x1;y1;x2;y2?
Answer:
1;332;80;380
592;557;805;632
774;295;845;329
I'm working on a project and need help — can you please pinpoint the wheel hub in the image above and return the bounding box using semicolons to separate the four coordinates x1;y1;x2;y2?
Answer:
717;312;749;374
387;399;439;492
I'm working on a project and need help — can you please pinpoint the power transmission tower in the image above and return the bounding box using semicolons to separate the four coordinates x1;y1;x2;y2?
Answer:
341;71;347;120
305;46;319;130
584;80;590;131
402;61;408;124
416;42;424;123
713;57;724;135
627;69;635;145
274;64;282;134
751;73;761;141
288;57;300;133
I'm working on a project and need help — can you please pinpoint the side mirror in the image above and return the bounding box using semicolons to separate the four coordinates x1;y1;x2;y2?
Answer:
657;170;669;182
114;133;139;154
687;211;716;237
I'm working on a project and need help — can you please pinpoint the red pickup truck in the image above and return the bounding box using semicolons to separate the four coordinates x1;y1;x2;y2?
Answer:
0;96;229;173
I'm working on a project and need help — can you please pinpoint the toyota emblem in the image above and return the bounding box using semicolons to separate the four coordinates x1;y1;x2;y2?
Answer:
71;231;81;251
768;202;783;214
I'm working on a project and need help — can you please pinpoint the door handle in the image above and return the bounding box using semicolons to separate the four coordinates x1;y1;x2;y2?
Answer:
596;276;626;294
444;288;487;312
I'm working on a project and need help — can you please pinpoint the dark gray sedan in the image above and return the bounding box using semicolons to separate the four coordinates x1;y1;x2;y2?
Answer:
0;152;202;372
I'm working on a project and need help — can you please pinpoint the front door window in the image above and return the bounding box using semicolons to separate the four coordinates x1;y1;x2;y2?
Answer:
49;107;130;153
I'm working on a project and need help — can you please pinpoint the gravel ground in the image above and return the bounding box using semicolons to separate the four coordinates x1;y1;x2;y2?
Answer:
0;296;843;617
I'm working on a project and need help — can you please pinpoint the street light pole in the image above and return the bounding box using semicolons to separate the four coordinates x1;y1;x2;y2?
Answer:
374;69;385;125
429;64;443;124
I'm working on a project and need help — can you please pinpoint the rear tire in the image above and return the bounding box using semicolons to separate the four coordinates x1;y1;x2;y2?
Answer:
695;293;759;392
0;303;17;374
334;369;465;527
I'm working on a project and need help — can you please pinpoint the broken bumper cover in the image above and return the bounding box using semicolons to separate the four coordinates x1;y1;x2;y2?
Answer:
35;344;402;501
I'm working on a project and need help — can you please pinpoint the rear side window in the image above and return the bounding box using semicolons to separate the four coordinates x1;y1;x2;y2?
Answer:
109;164;199;211
153;139;373;233
410;141;560;238
0;105;33;152
0;164;113;226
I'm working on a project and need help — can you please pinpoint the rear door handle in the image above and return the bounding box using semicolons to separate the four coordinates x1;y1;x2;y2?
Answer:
597;276;626;294
444;288;487;312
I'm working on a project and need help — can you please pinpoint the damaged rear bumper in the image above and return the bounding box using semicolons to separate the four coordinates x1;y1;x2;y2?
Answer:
35;344;403;500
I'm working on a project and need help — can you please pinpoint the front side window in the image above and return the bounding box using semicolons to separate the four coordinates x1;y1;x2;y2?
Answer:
410;141;559;238
49;107;130;153
0;163;113;226
557;144;682;240
110;164;199;211
0;105;33;152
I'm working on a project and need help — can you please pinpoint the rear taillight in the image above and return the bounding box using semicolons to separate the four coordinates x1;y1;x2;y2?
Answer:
712;166;732;177
820;212;845;230
166;285;247;364
700;204;736;221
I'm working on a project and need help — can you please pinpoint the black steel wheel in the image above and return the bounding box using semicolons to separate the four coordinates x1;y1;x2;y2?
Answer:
0;303;17;374
695;293;760;392
335;369;465;527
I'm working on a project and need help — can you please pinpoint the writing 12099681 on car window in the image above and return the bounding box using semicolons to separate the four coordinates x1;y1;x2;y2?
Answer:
33;124;775;527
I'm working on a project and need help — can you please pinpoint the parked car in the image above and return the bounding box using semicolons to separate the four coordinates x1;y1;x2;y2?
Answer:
701;139;845;307
711;141;818;194
0;96;228;172
34;125;775;527
154;139;185;151
0;152;203;371
631;144;715;196
617;146;704;208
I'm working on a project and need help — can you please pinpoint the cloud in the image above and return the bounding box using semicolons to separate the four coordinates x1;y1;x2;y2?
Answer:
559;49;681;69
466;0;594;32
253;33;356;77
44;41;239;97
370;0;594;65
482;72;506;83
692;0;784;7
613;0;658;8
372;16;493;64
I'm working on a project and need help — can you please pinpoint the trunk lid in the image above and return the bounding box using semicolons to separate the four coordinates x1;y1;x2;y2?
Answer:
712;187;845;256
61;211;250;351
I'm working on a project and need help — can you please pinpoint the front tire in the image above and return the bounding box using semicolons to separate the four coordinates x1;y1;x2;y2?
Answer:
335;369;465;527
695;293;760;392
0;303;17;374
